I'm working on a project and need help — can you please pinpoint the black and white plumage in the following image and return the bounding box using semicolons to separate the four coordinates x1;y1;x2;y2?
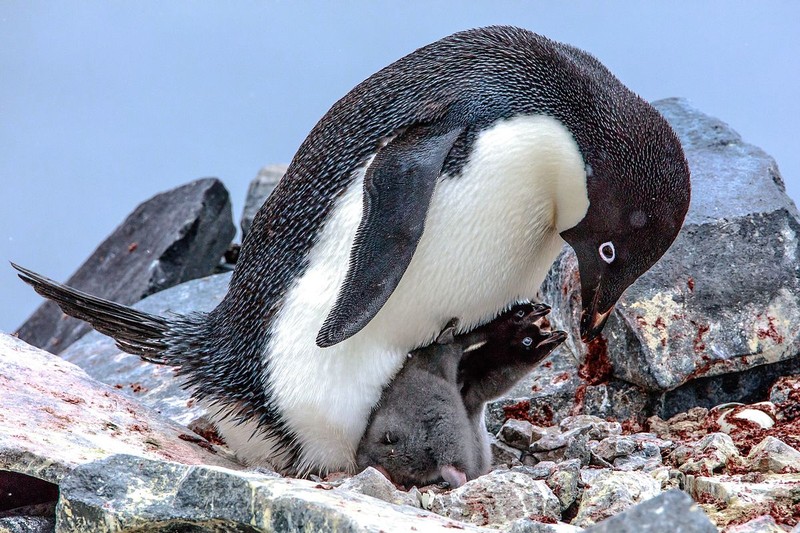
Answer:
13;26;690;475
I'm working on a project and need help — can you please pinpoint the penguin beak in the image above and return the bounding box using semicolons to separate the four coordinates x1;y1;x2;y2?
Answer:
579;276;615;343
580;306;612;343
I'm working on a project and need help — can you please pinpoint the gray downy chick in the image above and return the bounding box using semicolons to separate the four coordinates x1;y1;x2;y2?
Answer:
357;303;566;488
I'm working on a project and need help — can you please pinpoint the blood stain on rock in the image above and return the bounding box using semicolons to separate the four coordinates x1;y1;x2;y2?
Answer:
578;336;612;385
756;315;785;344
691;322;710;353
687;277;695;292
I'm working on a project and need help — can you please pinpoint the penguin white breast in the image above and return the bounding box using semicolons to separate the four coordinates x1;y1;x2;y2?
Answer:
217;114;588;473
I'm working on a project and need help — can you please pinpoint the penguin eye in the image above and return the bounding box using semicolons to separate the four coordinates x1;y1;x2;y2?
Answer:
515;310;526;319
521;337;533;347
383;432;397;445
599;241;615;264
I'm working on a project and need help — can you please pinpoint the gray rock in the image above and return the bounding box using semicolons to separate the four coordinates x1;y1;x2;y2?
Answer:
573;470;661;528
612;440;663;472
546;459;581;512
559;415;622;441
583;489;716;533
530;427;586;453
57;454;488;533
686;472;800;528
499;419;535;450
60;272;232;426
240;164;288;238
430;470;560;528
538;98;800;416
0;334;239;487
491;435;524;468
336;467;417;507
726;515;784;533
505;518;582;533
0;517;55;533
590;436;636;463
511;462;556;480
16;178;236;354
678;433;740;475
746;436;800;473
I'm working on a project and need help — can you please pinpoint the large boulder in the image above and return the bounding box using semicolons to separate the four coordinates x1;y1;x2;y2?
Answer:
15;178;236;354
490;98;800;427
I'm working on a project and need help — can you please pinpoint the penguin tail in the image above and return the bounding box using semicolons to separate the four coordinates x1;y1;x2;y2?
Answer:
11;262;172;364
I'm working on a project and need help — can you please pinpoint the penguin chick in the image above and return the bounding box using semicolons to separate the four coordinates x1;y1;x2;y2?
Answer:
13;26;690;474
356;304;566;488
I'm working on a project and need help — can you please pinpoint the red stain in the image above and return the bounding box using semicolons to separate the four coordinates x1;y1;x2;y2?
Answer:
654;317;666;330
503;400;533;423
692;322;710;353
578;336;613;385
553;372;571;384
128;242;138;252
570;384;588;416
756;315;785;344
635;315;648;327
687;277;695;292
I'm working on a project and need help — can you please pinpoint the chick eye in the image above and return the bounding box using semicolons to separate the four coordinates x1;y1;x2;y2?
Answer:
599;241;615;264
383;432;397;445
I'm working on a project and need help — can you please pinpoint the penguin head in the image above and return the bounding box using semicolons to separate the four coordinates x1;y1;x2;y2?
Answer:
560;106;691;343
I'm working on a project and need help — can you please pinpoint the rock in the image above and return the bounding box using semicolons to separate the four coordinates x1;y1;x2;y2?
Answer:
16;178;236;354
559;415;622;440
726;515;784;533
511;462;556;480
57;454;488;533
505;518;582;533
612;437;663;472
590;436;636;463
573;470;661;527
538;98;800;419
490;435;524;468
336;467;417;507
430;470;560;528
240;164;288;238
0;333;239;487
0;517;55;533
678;433;740;475
59;272;231;427
582;489;716;532
746;436;800;473
499;419;535;450
687;472;800;529
545;459;581;512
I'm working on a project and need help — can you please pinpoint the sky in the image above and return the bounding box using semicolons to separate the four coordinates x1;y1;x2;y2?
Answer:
1;2;799;333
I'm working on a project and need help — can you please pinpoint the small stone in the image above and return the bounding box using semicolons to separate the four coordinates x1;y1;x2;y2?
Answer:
725;515;784;533
512;462;556;480
590;436;637;462
613;441;663;471
337;466;417;507
430;470;560;527
573;470;661;527
506;518;583;533
530;425;560;443
559;415;622;440
746;436;800;473
530;427;584;453
546;459;581;511
582;489;716;532
491;435;524;468
564;432;591;466
679;432;740;475
499;419;535;450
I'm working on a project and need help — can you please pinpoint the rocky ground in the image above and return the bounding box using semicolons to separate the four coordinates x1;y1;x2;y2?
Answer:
3;99;800;532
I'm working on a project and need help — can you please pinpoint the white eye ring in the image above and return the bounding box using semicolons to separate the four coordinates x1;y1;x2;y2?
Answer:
599;241;615;264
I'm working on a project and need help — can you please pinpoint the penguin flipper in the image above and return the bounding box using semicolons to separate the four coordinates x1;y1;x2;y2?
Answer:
316;123;464;348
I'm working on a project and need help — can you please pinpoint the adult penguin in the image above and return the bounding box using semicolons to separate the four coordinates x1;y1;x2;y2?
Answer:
14;26;690;475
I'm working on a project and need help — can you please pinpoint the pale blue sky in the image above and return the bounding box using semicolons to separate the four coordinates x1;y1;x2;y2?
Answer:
2;2;799;333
